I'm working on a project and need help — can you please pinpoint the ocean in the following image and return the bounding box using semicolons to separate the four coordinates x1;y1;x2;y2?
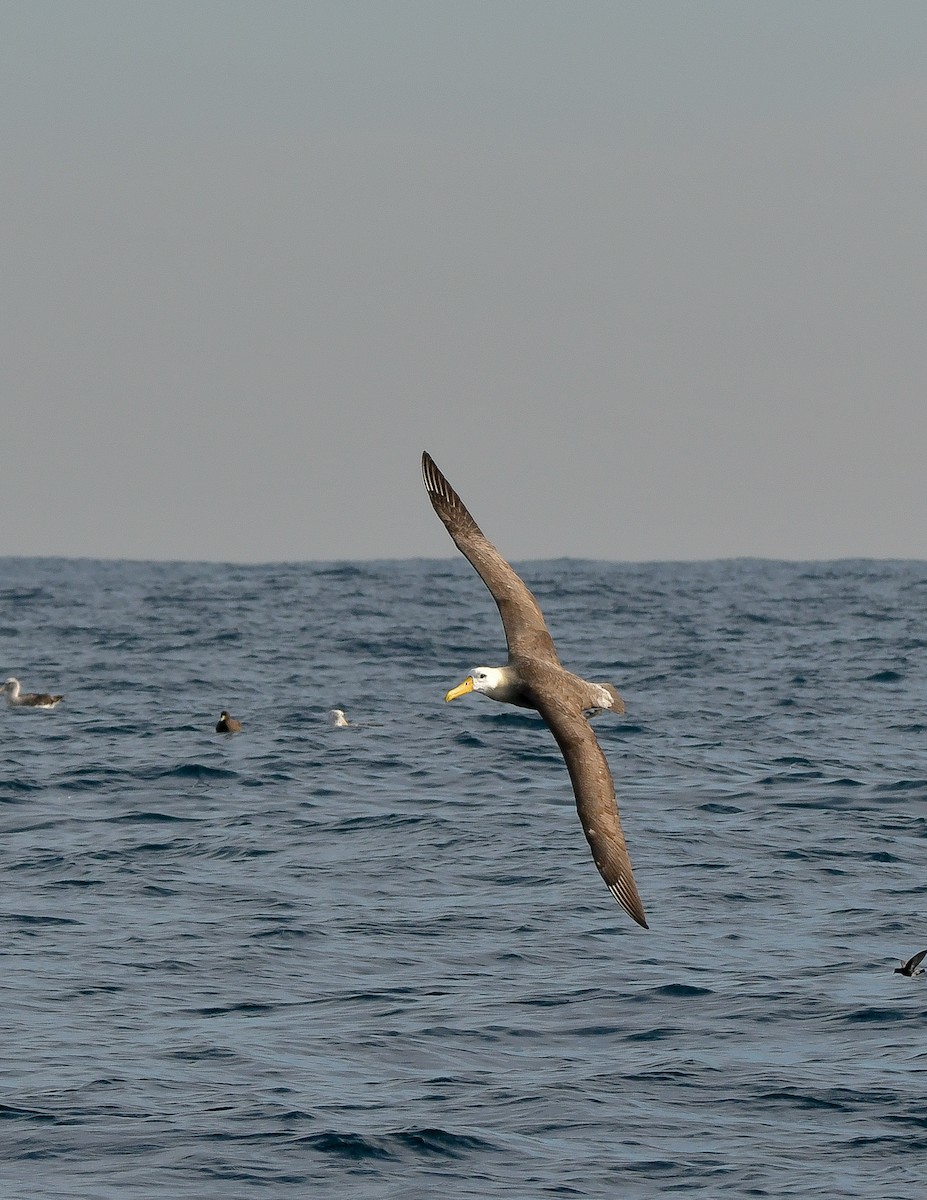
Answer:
1;555;925;1198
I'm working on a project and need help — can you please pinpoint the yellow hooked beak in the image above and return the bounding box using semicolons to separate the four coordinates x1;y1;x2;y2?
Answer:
444;675;475;703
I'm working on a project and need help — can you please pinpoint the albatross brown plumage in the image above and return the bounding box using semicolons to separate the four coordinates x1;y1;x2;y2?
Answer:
2;677;64;708
894;949;927;977
422;451;648;928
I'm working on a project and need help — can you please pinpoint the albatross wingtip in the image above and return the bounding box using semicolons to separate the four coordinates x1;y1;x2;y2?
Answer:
421;450;443;494
608;881;649;929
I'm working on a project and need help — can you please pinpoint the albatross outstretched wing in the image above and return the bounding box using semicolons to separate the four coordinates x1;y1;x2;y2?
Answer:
534;694;648;928
422;452;559;664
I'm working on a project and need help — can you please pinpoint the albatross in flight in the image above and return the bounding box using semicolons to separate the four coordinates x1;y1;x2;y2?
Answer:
894;949;927;977
422;451;648;928
1;677;64;708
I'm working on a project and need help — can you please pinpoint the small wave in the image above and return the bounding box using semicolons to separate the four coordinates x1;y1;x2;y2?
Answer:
301;1130;395;1161
750;1088;854;1112
648;983;714;998
0;1102;58;1123
624;1026;685;1042
313;563;369;579
198;844;277;861
0;587;46;602
391;1127;497;1158
838;1006;914;1025
188;1001;276;1017
7;912;82;927
250;926;321;942
52;768;135;791
454;732;487;748
758;770;824;785
0;780;43;796
302;1126;496;1161
167;1045;243;1062
112;810;201;824
153;763;240;781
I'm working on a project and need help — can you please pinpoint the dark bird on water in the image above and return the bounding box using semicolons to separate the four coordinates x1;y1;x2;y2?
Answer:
894;949;927;977
1;677;63;708
216;711;242;733
422;450;648;928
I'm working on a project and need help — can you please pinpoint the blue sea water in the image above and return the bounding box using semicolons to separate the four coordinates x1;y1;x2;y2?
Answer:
1;555;926;1199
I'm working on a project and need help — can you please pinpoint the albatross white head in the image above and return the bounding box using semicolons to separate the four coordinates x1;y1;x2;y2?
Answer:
445;666;518;705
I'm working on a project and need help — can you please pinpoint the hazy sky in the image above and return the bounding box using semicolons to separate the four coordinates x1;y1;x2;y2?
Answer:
2;1;925;562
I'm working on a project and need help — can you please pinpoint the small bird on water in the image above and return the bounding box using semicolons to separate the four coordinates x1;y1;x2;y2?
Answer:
422;451;648;928
215;711;242;733
328;708;350;727
1;677;64;708
894;950;927;977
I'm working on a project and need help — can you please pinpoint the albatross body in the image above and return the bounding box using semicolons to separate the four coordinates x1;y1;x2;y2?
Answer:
1;677;63;708
894;949;927;977
422;451;648;928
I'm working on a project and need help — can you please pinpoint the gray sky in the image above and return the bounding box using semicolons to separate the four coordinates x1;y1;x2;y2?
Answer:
2;1;925;562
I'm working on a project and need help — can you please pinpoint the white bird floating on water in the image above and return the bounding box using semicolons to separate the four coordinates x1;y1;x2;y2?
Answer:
328;709;350;728
1;677;64;708
422;451;648;929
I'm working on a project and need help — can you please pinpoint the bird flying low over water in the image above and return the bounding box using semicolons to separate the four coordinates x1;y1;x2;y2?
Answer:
422;451;648;928
215;711;242;733
1;677;63;708
894;949;927;977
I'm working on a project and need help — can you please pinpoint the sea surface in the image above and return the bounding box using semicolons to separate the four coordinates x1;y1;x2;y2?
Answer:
1;556;925;1199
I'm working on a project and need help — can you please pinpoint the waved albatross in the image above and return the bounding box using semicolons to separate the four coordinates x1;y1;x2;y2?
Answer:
2;677;63;708
422;451;648;928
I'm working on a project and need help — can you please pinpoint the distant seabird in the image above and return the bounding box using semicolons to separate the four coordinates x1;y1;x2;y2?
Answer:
894;949;927;977
215;711;242;733
328;709;350;727
422;451;648;928
1;677;63;709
